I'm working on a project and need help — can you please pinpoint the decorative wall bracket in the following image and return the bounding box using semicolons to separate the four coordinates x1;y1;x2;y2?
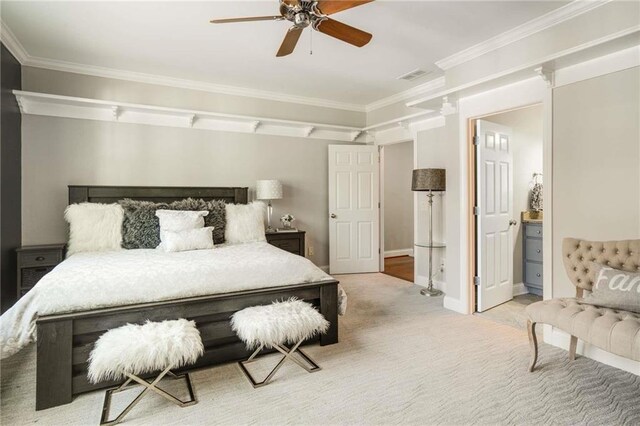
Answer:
534;66;555;87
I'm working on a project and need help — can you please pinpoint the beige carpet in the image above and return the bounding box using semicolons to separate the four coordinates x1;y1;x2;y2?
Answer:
2;273;639;425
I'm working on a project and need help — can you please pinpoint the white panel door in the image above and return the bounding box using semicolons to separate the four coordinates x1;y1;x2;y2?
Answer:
328;145;380;274
477;120;514;312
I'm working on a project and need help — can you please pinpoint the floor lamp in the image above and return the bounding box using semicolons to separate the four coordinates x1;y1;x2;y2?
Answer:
412;168;446;297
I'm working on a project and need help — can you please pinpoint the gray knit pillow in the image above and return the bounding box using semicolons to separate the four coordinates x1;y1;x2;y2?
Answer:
119;199;168;249
168;198;226;244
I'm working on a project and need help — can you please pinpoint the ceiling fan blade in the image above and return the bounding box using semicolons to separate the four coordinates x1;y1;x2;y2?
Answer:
315;18;372;47
276;26;304;57
210;16;283;24
316;0;374;15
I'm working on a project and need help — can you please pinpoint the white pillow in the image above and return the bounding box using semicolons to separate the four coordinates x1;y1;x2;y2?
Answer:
155;209;208;232
161;227;215;252
225;201;267;244
64;203;124;257
156;209;208;249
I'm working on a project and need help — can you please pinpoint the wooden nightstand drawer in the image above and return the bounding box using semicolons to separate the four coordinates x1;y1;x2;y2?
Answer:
19;250;63;267
266;231;305;257
16;244;65;299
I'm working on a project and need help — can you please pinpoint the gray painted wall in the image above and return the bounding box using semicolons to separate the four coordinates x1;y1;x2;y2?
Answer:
383;141;413;252
552;66;640;298
20;68;364;268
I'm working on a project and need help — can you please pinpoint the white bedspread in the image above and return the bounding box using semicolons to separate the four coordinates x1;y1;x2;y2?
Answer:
0;242;345;359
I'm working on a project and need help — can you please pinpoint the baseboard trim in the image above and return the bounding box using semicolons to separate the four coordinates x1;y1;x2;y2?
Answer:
443;296;467;314
513;282;528;296
544;327;640;375
384;248;414;258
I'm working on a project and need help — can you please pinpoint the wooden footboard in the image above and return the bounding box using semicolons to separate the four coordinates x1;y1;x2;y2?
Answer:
35;279;339;410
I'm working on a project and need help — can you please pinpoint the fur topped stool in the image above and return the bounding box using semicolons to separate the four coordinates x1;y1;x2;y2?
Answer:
231;298;329;388
88;319;204;425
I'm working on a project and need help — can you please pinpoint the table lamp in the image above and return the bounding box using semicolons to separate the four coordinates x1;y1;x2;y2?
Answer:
256;180;283;232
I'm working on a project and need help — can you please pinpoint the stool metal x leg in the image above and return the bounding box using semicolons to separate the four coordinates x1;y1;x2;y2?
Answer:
99;366;197;426
238;340;322;388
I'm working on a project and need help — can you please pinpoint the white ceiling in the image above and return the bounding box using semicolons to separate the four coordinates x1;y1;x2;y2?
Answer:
2;1;569;107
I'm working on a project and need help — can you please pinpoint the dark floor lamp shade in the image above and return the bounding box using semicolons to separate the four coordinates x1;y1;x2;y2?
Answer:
412;169;446;192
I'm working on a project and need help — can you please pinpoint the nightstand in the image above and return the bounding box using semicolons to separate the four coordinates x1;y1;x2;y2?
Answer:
16;244;65;299
266;231;306;257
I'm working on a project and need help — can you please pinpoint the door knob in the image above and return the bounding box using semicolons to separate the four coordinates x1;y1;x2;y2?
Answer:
330;213;337;219
509;220;517;226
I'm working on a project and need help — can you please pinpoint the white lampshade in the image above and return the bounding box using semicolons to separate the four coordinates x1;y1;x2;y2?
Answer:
256;180;283;200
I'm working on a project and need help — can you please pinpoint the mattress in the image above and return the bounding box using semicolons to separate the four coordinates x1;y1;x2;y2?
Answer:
0;242;344;359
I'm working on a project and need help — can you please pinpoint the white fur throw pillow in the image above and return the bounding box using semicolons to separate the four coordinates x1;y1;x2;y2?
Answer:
161;227;215;252
225;202;267;244
64;203;124;257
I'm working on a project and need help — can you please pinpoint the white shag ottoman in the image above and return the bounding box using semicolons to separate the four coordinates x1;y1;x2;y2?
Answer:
231;298;329;388
88;319;204;426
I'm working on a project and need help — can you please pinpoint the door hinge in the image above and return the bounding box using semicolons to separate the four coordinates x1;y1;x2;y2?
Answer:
378;248;381;254
473;135;480;146
473;206;479;216
378;202;380;208
474;276;480;286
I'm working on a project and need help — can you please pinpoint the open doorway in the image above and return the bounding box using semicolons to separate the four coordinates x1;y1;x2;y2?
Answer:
380;141;414;282
472;104;544;329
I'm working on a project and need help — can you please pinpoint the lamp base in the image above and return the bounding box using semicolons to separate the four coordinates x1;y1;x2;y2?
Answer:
420;287;444;297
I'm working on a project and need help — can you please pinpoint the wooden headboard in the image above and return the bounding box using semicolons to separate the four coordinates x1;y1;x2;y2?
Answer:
68;185;248;205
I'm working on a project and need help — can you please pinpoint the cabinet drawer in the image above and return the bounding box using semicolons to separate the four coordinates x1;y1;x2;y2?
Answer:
270;238;301;255
525;262;543;286
525;238;543;262
20;250;63;267
21;266;55;289
525;224;542;238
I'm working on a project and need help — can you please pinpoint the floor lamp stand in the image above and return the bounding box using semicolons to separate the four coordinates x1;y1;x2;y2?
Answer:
420;190;444;297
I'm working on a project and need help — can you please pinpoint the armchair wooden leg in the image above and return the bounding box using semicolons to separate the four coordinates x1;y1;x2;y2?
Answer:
569;335;578;361
527;320;538;372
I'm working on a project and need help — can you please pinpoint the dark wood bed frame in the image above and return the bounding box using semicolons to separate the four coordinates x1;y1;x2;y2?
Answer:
35;185;339;410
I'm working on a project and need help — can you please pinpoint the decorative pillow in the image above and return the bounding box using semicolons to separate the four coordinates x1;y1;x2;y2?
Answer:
168;199;226;244
118;199;169;249
156;209;208;250
225;201;267;244
581;263;640;313
155;209;208;232
160;227;215;252
64;203;124;257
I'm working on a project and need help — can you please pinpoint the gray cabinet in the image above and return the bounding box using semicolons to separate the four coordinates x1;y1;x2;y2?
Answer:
523;222;543;296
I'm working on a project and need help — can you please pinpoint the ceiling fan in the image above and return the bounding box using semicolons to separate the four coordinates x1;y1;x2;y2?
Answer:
210;0;374;57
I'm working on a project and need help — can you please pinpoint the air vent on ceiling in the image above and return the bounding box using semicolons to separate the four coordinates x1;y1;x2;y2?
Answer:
397;69;430;82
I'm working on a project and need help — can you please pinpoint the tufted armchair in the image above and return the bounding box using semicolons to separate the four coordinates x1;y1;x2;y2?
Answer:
525;238;640;371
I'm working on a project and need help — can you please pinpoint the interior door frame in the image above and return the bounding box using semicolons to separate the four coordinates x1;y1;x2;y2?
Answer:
467;103;543;313
377;138;415;272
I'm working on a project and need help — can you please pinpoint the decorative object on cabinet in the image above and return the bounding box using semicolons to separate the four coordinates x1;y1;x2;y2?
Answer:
256;180;283;232
530;173;543;212
522;221;543;296
266;230;305;256
280;213;295;230
16;244;65;298
411;168;446;297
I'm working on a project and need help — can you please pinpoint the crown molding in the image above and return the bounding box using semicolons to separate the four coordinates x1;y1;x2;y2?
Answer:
434;0;612;71
364;76;445;112
0;20;28;63
21;56;368;113
14;90;368;142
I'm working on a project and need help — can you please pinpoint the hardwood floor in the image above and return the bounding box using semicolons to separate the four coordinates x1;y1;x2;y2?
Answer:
382;255;414;283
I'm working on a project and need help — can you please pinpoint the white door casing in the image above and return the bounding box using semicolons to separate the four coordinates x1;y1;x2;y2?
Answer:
477;120;514;312
328;145;380;274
